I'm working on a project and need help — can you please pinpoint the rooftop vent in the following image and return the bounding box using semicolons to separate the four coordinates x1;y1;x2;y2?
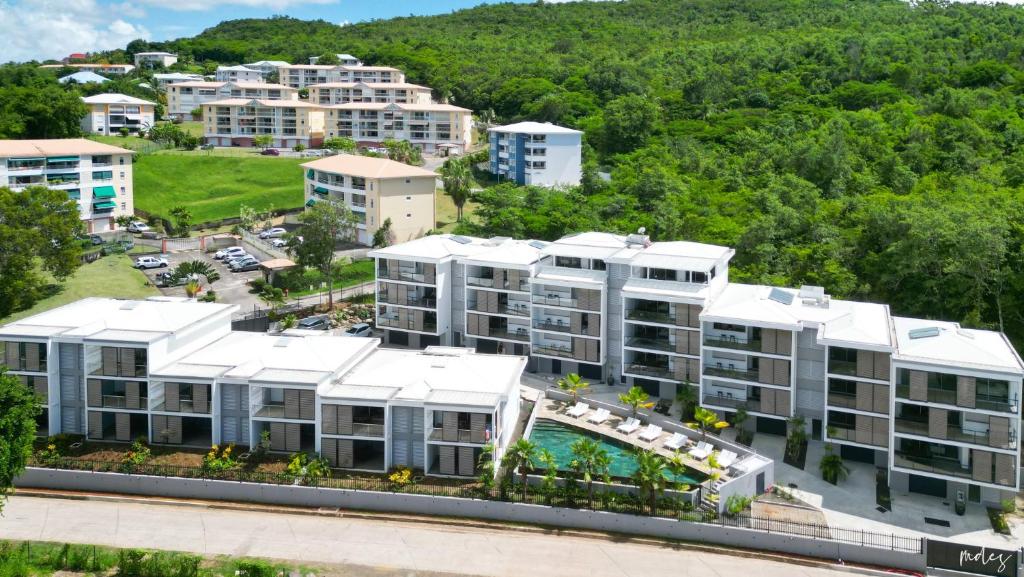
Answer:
908;327;941;340
625;227;650;248
768;287;795;305
484;236;511;247
528;240;548;250
798;285;829;308
450;235;473;245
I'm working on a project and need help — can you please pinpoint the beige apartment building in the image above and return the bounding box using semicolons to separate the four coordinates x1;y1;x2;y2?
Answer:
301;154;436;246
166;81;298;118
323;103;473;154
309;82;433;106
278;65;405;89
203;99;325;148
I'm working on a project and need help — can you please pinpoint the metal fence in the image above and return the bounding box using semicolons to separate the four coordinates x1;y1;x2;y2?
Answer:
33;457;922;554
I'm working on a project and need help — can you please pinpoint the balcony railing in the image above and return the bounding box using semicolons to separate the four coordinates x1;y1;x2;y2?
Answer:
895;386;1018;414
98;395;148;409
152;399;210;415
533;320;573;334
703;335;763;353
828;360;858;377
470;302;530;317
625;363;674;380
892;452;972;481
341;423;384;437
625;336;675;353
532;344;576;360
826;392;858;409
429;428;487;443
379;269;429;283
703;365;763;384
467;277;530;292
532;295;578;308
487;327;531;342
702;393;758;412
893;418;1017;450
625;309;676;324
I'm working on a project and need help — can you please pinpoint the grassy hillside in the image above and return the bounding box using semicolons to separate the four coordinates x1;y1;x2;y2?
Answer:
132;154;305;223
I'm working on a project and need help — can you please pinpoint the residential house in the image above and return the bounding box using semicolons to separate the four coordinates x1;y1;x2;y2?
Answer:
215;65;263;83
133;52;178;68
309;54;363;66
40;63;134;75
80;93;156;135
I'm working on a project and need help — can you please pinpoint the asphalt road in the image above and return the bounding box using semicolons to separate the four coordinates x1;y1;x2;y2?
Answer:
0;496;866;577
136;249;263;312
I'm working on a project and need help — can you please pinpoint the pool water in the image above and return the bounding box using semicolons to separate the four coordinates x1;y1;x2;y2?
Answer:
528;419;707;485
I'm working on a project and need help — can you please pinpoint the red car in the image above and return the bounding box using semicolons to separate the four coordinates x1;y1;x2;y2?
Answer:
260;148;280;156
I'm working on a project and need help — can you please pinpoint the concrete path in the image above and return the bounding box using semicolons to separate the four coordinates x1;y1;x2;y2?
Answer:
0;496;865;577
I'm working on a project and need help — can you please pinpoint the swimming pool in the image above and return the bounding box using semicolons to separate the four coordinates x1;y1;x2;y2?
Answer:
527;419;707;485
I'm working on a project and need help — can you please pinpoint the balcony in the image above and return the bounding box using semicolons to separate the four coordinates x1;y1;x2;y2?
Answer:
99;395;147;410
626;363;673;380
254;405;287;419
532;294;578;308
893;418;1017;450
152;399;210;415
471;303;530;317
429;428;487;444
895;386;1018;414
893;452;972;481
533;320;573;334
467;276;530;292
702;393;758;412
625;336;675;353
625;309;676;325
703;335;763;353
703;365;762;384
826;392;858;409
487;327;531;342
828;360;858;377
533;344;576;360
337;423;385;438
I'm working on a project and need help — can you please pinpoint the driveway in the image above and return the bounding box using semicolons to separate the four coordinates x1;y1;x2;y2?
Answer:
136;249;263;313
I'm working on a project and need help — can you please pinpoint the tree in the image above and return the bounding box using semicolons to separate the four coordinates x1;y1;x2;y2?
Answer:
316;53;340;65
786;415;807;461
253;134;273;150
258;285;285;311
239;203;274;234
819;445;849;484
631;449;669;515
501;438;538;501
115;214;135;230
322;137;356;153
690;406;729;440
372;217;394;248
674;382;697;421
537;448;559;504
569;438;610;507
618;386;653;418
291;198;358;309
602;94;660;154
0;368;39;513
169;205;193;237
557;372;589;404
169;260;221;292
439;157;472;222
190;107;203;120
0;186;84;319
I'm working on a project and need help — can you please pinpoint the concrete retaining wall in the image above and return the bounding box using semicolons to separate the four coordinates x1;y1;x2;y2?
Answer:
16;467;925;572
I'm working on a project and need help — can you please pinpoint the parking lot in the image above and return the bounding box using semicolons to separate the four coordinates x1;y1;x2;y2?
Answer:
136;248;264;313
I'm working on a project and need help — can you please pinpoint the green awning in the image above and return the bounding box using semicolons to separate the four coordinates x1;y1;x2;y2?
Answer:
92;186;116;199
47;156;79;163
305;198;317;207
313;186;329;195
93;201;116;210
306;169;315;179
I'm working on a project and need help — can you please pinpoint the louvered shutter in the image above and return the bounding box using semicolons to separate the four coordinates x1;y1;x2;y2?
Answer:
115;412;131;441
299;390;315;420
284;388;300;419
458;446;475;476
193;384;209;414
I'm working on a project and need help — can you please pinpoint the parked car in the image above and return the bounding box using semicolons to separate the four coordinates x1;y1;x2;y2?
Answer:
270;238;288;248
230;258;260;273
88;234;103;245
226;255;255;268
214;246;246;260
343;323;372;337
260;148;280;156
229;256;259;270
135;256;168;269
127;221;150;233
200;143;215;150
154;272;199;288
298;315;330;331
258;227;287;239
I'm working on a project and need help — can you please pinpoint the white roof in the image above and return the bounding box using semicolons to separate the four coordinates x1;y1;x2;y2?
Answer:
301;154;436;179
153;332;378;384
81;93;155;105
892;317;1024;374
217;65;259;72
59;71;108;84
457;239;546;268
136;51;176;56
490;121;582;135
154;73;203;82
701;283;893;348
247;60;289;67
621;277;713;303
542;232;628;260
0;297;236;342
368;234;493;263
320;347;524;407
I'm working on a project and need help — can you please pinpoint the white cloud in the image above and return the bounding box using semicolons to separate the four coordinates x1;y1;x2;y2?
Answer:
0;0;150;62
136;0;336;10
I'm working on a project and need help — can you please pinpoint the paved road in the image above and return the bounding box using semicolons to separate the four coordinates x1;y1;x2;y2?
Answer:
0;496;863;577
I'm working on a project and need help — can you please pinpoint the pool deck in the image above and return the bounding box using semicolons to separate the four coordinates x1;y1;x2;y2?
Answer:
536;398;721;480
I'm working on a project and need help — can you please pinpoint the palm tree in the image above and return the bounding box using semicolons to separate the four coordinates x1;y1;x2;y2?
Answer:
557;372;589;404
170;259;220;288
501;438;539;501
690;406;729;440
631;449;669;516
184;280;202;298
477;443;496;490
618;386;654;418
440;157;473;221
819;445;850;485
665;451;692;493
786;415;807;461
537;448;559;504
674;382;696;421
569;438;610;508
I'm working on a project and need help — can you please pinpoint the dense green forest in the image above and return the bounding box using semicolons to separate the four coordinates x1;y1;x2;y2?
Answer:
9;0;1024;344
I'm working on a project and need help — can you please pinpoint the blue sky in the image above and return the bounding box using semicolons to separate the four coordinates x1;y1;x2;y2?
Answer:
0;0;540;63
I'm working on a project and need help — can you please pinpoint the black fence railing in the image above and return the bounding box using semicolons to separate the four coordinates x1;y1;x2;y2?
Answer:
31;457;922;553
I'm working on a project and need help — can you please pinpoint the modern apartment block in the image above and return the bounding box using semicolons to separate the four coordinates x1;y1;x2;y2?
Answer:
0;297;526;478
202;99;325;148
215;65;264;83
0;139;135;233
80;94;156;136
40;63;135;75
489;122;582;187
322;103;473;153
278;65;405;89
301;154;437;246
152;73;204;88
244;61;290;78
309;54;363;66
309;82;433;106
372;230;1022;506
166;81;298;118
133;52;178;68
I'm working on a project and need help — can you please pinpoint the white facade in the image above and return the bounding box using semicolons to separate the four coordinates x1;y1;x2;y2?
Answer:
166;81;298;118
133;52;178;68
215;65;263;83
309;54;363;66
245;61;289;77
80;93;156;135
309;82;433;106
0;138;135;233
278;65;405;89
39;64;134;75
489;122;582;187
323;102;473;153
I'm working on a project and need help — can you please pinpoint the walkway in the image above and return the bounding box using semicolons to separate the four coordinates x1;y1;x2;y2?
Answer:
0;496;875;577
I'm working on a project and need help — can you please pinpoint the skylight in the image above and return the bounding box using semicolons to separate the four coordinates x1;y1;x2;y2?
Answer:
528;240;548;250
768;287;794;305
450;235;472;245
908;327;940;340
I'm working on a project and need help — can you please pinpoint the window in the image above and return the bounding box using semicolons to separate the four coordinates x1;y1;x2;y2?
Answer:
829;347;857;363
691;271;708;284
555;256;582;269
119;172;125;178
405;179;411;183
976;378;1009;403
827;410;855;430
406;213;411;218
713;322;747;333
828;378;857;397
93;171;113;181
648;268;676;281
591;259;606;271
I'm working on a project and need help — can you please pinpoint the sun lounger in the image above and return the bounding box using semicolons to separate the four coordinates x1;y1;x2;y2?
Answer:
639;424;663;442
664;432;689;450
567;402;590;418
688;441;712;460
718;450;738;469
616;417;641;434
586;408;610;424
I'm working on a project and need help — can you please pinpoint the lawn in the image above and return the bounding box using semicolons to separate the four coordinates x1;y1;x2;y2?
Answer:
133;154;306;224
276;259;376;297
0;255;158;325
435;188;478;233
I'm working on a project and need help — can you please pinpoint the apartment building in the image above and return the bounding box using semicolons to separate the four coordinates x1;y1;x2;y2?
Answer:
309;82;432;106
0;297;525;479
0;139;135;233
133;52;178;68
166;81;298;118
278;65;405;89
152;73;204;88
203;99;325;148
373;230;1022;506
59;71;109;85
40;63;134;75
323;103;472;153
80;94;156;135
245;61;290;78
301;154;437;246
489;122;582;187
215;65;263;82
309;54;363;66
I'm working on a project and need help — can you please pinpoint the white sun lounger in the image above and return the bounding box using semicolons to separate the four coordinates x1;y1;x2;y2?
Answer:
616;417;641;434
586;408;610;424
638;424;663;442
718;450;738;469
688;441;712;460
567;402;590;418
664;432;689;450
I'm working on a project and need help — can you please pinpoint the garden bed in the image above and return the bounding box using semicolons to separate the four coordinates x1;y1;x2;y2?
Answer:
782;438;807;470
987;507;1011;535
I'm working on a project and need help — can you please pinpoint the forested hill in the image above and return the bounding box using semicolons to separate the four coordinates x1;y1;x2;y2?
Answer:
111;1;1024;344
